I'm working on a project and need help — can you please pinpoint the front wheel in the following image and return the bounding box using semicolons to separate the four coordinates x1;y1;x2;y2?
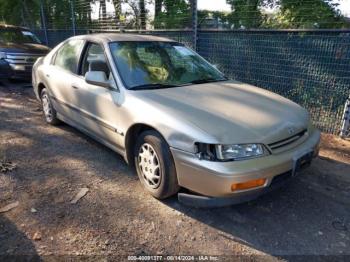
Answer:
41;88;60;125
134;130;180;199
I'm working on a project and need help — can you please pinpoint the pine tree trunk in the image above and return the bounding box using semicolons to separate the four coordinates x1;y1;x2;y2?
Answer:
112;0;122;23
154;0;162;29
139;0;146;29
100;0;107;20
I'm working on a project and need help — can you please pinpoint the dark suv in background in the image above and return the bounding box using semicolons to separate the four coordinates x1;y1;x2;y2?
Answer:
0;24;50;80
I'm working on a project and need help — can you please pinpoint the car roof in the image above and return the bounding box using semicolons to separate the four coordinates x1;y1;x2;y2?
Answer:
70;33;177;44
0;24;29;31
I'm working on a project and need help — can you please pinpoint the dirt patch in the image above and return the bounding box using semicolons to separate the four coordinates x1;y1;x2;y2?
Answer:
320;133;350;164
0;82;349;259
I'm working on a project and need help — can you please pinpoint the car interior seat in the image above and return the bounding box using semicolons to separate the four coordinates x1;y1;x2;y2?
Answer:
89;60;110;79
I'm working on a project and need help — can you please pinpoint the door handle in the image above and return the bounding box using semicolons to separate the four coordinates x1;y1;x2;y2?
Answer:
46;74;50;78
71;85;79;89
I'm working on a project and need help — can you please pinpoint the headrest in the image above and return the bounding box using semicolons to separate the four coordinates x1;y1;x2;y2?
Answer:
89;60;109;76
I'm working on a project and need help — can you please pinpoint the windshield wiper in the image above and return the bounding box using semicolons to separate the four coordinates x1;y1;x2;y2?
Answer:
190;77;228;85
129;83;181;90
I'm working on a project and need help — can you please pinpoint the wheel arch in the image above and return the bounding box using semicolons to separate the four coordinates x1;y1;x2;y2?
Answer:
37;82;46;99
124;123;167;166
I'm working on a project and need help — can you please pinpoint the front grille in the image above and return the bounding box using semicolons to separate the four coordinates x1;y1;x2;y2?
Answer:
268;129;307;151
5;53;43;66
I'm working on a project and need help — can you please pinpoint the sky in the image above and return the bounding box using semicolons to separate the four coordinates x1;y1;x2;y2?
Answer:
198;0;231;12
197;0;350;17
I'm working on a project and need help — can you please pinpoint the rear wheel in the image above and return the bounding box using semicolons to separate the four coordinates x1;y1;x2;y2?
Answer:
41;88;60;125
134;130;180;199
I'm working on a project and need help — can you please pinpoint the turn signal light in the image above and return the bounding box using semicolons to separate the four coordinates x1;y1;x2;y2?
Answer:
231;178;266;191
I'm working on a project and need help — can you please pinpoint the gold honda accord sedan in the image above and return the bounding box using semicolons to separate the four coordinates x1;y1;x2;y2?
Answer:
32;34;320;207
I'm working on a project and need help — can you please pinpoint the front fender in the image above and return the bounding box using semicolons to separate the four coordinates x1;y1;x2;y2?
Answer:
32;57;44;100
121;95;219;153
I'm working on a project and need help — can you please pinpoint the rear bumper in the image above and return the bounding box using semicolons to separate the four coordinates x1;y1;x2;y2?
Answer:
171;128;321;205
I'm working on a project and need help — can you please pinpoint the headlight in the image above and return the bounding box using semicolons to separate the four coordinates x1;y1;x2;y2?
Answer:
0;52;6;59
196;143;269;161
216;144;267;160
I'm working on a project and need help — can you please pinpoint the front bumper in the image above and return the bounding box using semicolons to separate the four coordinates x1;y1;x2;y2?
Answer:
0;60;33;80
178;170;293;208
0;60;11;79
171;129;321;206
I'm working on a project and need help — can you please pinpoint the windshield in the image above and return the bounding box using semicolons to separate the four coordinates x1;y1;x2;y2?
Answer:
109;41;226;90
0;30;41;44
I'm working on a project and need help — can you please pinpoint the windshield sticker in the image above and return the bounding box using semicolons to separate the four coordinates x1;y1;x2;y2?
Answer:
174;46;194;56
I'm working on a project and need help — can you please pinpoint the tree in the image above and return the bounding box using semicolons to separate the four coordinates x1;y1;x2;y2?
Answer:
120;0;140;29
153;0;191;29
99;0;107;21
226;0;261;28
155;0;162;17
139;0;146;29
75;0;93;29
111;0;122;23
264;0;349;29
153;0;162;28
198;10;231;29
0;0;41;28
226;0;350;29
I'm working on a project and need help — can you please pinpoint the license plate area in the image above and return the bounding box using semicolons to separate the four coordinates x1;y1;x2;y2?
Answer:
293;151;314;176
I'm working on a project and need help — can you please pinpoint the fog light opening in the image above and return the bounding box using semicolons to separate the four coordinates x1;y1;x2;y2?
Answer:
231;178;267;191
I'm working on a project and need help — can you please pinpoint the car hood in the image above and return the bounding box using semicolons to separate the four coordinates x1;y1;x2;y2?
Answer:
0;42;50;54
132;81;309;145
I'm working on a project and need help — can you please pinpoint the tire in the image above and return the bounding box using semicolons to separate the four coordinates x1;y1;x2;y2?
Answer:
134;130;180;199
40;88;60;125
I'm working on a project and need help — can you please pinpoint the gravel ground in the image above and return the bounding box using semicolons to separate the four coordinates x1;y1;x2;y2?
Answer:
0;81;349;261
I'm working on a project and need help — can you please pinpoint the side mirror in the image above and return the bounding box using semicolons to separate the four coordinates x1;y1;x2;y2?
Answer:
85;71;110;88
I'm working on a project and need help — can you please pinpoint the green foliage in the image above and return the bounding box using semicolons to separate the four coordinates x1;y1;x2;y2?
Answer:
264;0;349;29
44;0;72;29
198;10;231;29
153;0;191;29
1;0;348;30
0;0;75;29
226;0;262;28
0;0;102;30
0;0;41;28
225;0;350;29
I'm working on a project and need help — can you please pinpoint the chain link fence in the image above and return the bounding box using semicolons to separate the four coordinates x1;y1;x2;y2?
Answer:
1;0;349;136
197;29;350;135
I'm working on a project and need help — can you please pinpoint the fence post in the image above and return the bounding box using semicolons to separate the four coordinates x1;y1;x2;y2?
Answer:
340;95;350;138
70;0;76;36
191;0;198;51
40;0;49;46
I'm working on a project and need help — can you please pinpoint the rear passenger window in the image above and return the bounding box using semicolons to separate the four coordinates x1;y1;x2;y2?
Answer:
54;39;84;74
